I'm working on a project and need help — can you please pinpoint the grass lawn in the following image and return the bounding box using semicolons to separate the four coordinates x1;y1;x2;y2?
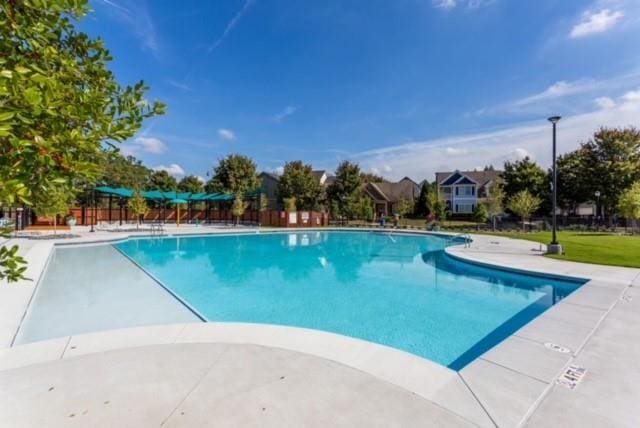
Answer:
477;231;640;268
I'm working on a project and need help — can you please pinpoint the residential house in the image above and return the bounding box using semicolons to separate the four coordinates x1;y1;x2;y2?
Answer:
363;177;420;216
259;172;281;210
435;170;503;214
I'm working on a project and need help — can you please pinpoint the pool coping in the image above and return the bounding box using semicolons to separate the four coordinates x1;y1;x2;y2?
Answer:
1;227;638;427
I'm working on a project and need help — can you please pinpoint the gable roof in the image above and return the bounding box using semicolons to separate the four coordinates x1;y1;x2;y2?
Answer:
259;171;280;182
436;170;503;187
364;179;418;202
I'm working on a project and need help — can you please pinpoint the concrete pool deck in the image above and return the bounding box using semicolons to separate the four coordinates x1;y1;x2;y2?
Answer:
0;226;638;427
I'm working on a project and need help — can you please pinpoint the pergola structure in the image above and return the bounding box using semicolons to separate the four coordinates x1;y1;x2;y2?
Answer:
93;186;262;226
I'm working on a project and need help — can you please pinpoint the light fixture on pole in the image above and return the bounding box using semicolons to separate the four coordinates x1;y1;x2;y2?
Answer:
547;116;562;254
594;190;601;224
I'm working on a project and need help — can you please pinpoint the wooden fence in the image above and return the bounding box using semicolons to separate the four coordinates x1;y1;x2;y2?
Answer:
48;208;330;228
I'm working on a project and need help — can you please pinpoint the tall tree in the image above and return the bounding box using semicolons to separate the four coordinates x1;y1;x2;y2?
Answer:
618;182;640;232
485;183;505;230
360;172;384;183
277;161;322;210
206;154;259;195
578;127;640;216
149;170;177;192
556;148;591;212
327;161;363;220
507;190;541;231
414;181;432;216
503;157;549;214
100;152;152;189
0;0;164;281
178;175;204;194
128;190;148;229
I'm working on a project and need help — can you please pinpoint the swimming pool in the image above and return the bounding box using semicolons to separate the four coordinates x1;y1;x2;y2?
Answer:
106;231;581;369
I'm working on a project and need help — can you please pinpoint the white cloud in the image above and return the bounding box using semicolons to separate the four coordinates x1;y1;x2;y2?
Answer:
135;137;167;154
196;176;206;183
273;105;299;123
167;79;191;91
121;136;167;156
432;0;494;10
217;128;237;141
445;147;468;156
273;166;284;175
513;80;597;107
351;88;640;182
595;96;616;109
98;0;159;56
154;163;185;177
570;9;624;39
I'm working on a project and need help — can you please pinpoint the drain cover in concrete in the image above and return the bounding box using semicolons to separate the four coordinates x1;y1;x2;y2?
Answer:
545;342;571;353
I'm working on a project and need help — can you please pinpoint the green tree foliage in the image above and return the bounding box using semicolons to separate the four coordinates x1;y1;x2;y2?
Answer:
426;190;447;222
414;182;432;216
395;198;414;218
485;183;505;230
0;0;163;281
564;127;640;216
507;190;541;231
503;157;549;214
149;170;177;192
360;172;384;183
33;185;74;234
178;175;204;194
355;197;374;221
100;153;152;189
277;161;322;210
327;161;363;220
283;197;297;213
206;154;259;195
231;195;248;225
618;182;640;232
128;190;148;229
472;203;489;224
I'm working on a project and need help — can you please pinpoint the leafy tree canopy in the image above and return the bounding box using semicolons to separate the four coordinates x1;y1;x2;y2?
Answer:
327;161;363;220
206;154;259;195
277;160;322;210
149;170;177;192
0;0;164;281
507;190;541;231
414;181;432;216
100;152;152;190
618;182;640;224
503;156;549;214
360;172;384;183
178;175;204;194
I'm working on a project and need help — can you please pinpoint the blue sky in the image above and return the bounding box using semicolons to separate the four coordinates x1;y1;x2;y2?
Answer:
85;0;640;182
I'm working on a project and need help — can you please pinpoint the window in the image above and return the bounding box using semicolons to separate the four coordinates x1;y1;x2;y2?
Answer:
456;204;474;213
456;186;475;196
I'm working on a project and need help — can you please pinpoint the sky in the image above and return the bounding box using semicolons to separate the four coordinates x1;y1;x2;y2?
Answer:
84;0;640;182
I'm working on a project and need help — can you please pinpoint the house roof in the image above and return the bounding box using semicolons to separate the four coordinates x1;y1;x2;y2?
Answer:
364;180;418;202
436;170;502;187
259;171;280;182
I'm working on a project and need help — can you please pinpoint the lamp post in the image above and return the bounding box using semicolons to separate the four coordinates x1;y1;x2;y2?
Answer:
594;190;601;228
547;116;562;254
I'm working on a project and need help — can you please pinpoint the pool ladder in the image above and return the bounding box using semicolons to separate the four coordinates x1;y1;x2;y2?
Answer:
448;233;471;248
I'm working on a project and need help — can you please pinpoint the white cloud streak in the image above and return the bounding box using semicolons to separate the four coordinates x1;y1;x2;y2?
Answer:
351;88;640;182
570;9;624;38
98;0;159;56
207;0;255;54
273;105;298;123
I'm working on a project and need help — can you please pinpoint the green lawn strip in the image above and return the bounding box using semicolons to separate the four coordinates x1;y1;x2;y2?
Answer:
470;231;640;268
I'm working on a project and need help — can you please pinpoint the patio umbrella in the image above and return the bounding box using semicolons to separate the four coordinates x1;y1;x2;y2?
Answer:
169;198;188;227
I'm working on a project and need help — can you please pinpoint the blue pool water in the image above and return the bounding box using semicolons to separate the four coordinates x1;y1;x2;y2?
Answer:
115;231;584;369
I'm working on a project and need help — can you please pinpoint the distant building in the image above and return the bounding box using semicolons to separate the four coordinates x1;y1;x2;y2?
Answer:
363;177;420;216
435;170;503;214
